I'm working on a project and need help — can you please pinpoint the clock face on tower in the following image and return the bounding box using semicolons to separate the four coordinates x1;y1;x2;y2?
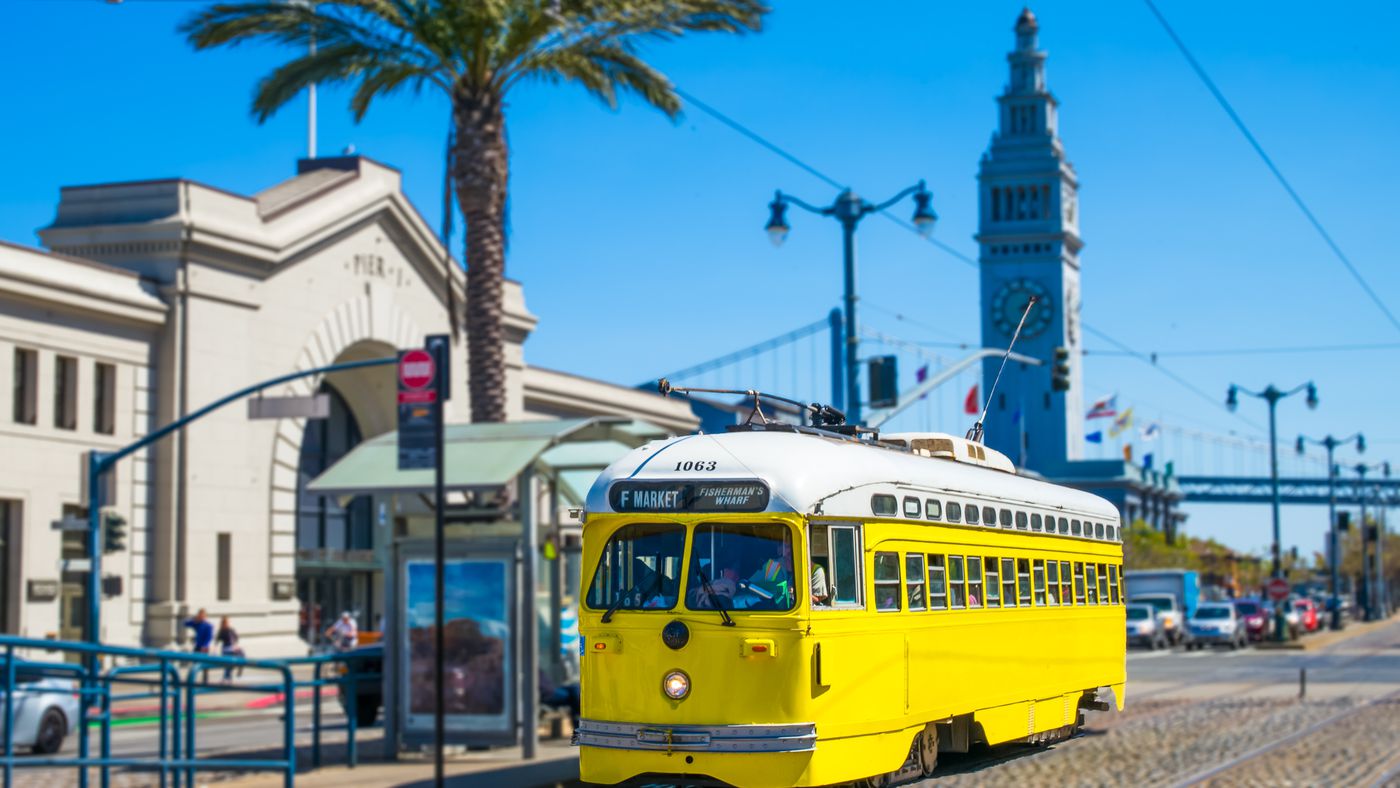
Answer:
991;278;1054;338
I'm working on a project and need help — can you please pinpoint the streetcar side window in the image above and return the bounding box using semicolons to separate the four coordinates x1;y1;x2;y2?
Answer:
1071;519;1082;536
1046;560;1061;605
1096;563;1109;602
925;499;942;521
830;525;864;606
1032;560;1047;606
1108;564;1120;604
985;555;1001;607
1085;564;1099;605
985;506;998;527
903;497;921;519
965;505;979;525
946;502;962;523
1017;559;1032;605
968;557;984;608
948;556;966;608
1118;564;1126;604
809;524;831;608
1000;509;1013;529
872;495;897;517
1073;563;1086;604
874;552;901;612
1095;522;1105;540
1001;558;1017;606
927;555;948;610
1027;512;1038;531
906;554;927;611
1061;561;1074;605
1058;517;1069;534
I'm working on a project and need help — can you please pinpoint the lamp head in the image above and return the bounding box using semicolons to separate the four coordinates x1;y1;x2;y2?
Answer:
911;181;937;238
1295;436;1305;456
1305;382;1318;410
1357;434;1366;454
1384;461;1392;478
765;192;790;247
1226;385;1238;412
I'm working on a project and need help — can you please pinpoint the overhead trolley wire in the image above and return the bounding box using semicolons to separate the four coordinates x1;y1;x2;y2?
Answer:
1143;0;1400;336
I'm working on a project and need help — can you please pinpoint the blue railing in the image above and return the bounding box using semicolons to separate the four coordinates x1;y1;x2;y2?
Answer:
0;635;381;788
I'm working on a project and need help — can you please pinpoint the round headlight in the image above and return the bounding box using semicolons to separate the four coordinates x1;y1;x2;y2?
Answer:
662;670;690;700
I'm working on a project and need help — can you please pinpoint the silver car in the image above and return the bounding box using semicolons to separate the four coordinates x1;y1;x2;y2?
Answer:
1126;603;1168;649
1187;603;1247;650
0;666;80;754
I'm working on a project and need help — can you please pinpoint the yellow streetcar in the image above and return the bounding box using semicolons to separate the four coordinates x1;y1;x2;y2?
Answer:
576;393;1125;787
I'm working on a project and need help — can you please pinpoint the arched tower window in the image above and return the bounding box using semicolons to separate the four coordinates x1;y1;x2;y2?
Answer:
991;188;1002;221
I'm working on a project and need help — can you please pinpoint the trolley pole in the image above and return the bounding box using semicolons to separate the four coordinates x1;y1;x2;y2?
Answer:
1228;381;1317;642
765;182;937;426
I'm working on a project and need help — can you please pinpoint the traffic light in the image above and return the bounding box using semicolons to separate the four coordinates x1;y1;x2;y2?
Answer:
102;509;127;553
1336;512;1351;532
868;355;898;409
1051;347;1071;392
1365;524;1379;543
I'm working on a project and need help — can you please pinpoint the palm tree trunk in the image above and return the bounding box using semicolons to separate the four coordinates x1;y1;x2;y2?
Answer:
452;88;509;423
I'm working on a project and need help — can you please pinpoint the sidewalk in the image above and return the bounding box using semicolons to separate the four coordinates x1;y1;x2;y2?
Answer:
1253;616;1394;651
223;738;580;788
105;663;337;719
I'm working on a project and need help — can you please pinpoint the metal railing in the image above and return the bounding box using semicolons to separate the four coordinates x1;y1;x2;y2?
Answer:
1;635;381;788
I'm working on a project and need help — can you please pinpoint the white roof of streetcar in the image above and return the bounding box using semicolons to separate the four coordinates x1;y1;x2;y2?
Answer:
586;428;1120;532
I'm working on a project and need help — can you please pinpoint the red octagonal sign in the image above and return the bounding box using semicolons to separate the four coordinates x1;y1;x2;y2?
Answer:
399;349;435;390
1266;577;1290;602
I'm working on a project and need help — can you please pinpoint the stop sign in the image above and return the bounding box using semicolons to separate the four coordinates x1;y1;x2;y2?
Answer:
398;349;435;390
1266;577;1290;602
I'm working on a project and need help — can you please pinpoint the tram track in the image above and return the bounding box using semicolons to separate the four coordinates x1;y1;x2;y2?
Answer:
1168;687;1400;787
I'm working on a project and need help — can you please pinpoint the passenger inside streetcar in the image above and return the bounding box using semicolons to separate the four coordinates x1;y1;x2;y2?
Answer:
687;524;796;611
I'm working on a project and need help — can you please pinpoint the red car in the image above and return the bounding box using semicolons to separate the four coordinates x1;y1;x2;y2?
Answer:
1233;598;1272;641
1293;597;1320;633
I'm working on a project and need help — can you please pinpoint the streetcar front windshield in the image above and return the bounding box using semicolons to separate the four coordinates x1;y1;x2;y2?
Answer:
586;523;684;611
687;523;796;612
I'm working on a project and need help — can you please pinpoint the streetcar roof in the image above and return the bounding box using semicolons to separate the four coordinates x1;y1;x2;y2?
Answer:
585;429;1119;525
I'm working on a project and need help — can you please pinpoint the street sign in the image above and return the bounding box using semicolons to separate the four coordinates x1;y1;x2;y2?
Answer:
398;347;441;469
59;558;92;573
248;393;330;420
1266;577;1290;601
51;517;90;531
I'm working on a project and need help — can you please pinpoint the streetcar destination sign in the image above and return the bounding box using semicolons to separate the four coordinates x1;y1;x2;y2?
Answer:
609;481;770;513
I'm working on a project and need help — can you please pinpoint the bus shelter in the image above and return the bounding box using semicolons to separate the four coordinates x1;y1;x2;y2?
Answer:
307;416;666;756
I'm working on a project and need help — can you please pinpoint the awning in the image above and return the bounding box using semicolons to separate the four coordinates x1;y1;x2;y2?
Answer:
307;416;662;496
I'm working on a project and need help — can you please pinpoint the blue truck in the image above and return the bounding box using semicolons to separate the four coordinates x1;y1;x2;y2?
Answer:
1124;569;1201;646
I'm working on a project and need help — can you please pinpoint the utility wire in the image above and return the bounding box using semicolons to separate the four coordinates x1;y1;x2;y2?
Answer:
1085;340;1400;359
1143;0;1400;335
675;86;1258;430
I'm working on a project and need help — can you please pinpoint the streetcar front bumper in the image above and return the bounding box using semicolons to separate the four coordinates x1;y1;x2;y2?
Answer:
574;719;817;753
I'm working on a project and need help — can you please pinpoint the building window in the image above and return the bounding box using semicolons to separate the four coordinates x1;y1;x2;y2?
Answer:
12;348;37;425
54;355;78;430
874;552;901;612
905;554;926;611
94;363;116;436
0;500;16;634
296;385;371;552
992;188;1002;221
217;533;232;601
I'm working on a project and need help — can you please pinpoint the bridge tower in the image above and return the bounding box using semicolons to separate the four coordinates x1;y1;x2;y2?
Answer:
977;8;1084;474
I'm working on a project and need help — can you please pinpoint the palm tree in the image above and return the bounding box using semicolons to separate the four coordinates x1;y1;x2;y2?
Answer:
183;0;767;422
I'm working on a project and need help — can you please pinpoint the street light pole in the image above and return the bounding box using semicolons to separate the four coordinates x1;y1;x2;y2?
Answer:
1351;461;1392;621
1228;381;1317;642
1298;432;1363;630
767;183;936;426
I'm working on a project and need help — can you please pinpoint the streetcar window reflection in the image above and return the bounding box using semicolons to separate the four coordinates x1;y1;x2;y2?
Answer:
874;552;902;611
903;497;921;518
925;499;942;521
586;522;684;611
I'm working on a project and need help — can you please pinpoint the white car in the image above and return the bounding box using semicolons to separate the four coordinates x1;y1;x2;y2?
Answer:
1186;603;1247;650
0;667;79;754
1126;603;1168;649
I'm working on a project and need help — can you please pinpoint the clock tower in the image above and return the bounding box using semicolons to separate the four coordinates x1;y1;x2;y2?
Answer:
977;8;1084;472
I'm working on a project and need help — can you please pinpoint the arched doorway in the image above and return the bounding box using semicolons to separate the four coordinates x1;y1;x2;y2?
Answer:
294;383;378;647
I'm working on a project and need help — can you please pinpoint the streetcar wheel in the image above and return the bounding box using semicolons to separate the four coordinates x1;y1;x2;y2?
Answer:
918;725;939;778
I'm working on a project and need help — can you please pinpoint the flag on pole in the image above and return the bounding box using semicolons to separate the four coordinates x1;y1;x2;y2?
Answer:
916;365;929;383
1123;444;1133;462
1086;394;1118;420
1143;453;1154;470
1108;407;1134;438
1140;422;1161;441
964;384;979;415
1086;431;1103;444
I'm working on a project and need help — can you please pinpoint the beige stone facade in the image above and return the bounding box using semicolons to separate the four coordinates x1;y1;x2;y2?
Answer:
0;156;694;654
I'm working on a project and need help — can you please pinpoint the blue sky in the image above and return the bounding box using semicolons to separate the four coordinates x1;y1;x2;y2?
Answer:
6;1;1400;558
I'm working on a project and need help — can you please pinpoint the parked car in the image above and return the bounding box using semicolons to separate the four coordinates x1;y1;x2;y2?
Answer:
1186;602;1248;650
0;663;79;754
1278;598;1302;639
1126;603;1168;649
335;643;383;728
1233;597;1273;641
1293;597;1320;633
1129;593;1193;646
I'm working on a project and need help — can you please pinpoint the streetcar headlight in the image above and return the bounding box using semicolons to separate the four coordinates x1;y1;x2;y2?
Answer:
662;670;690;700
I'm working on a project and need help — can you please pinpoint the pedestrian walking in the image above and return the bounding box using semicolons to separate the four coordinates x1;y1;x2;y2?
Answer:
216;616;246;682
325;611;358;651
185;608;214;654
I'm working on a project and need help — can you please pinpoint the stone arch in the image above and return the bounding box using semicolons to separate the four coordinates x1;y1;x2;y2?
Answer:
266;283;425;588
